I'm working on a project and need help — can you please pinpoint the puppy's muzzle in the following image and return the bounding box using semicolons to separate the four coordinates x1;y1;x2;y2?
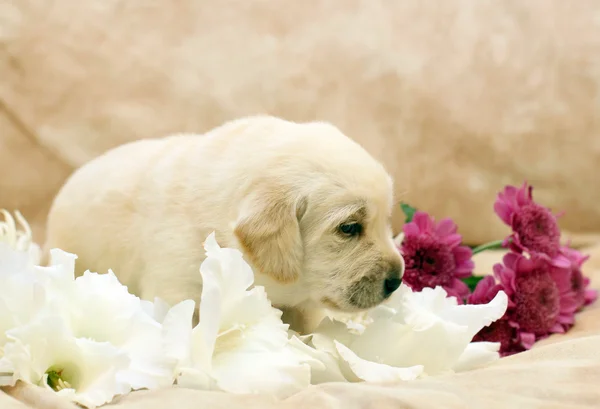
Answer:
345;258;405;310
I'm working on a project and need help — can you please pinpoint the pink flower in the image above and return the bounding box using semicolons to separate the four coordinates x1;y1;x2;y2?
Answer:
494;182;568;266
468;276;504;305
468;276;534;355
494;253;578;338
561;245;598;311
400;211;474;299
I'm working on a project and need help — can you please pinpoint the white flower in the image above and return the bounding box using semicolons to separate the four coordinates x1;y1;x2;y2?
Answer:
60;270;177;390
164;233;315;398
305;284;508;382
301;318;423;383
1;315;130;408
0;209;179;405
452;341;501;372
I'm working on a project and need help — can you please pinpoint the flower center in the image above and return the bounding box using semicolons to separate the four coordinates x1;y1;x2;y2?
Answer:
513;204;560;256
402;235;456;290
514;269;560;333
45;368;73;392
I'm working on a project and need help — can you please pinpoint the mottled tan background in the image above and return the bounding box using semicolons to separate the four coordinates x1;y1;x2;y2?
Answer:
1;0;600;246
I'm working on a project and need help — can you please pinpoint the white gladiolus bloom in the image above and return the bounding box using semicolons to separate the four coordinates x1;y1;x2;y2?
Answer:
2;315;130;408
164;233;317;398
0;209;179;406
304;285;508;382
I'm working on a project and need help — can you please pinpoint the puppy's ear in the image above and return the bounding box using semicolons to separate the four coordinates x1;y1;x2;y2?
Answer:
234;186;305;284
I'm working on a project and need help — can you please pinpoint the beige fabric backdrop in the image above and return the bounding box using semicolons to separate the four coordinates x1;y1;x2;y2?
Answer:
1;0;600;245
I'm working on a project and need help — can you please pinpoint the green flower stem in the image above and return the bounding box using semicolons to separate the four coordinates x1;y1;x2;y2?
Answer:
471;239;505;255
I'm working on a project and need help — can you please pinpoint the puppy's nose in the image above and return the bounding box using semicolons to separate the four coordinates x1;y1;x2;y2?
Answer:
383;265;403;297
384;277;402;296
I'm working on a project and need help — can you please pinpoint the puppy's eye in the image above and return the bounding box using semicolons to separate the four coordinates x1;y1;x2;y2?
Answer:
339;222;362;237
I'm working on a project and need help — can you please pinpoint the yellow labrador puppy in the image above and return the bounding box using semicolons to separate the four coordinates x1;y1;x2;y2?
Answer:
45;116;404;332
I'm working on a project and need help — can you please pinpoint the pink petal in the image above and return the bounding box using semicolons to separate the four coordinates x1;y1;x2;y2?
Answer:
403;222;421;237
550;254;572;269
502;186;520;209
434;218;457;237
559;295;580;314
515;255;535;274
442;233;462;248
493;201;513;225
503;186;518;201
454;256;475;276
502;252;521;271
584;289;598;305
516;182;532;206
549;323;565;334
557;312;575;325
494;263;514;292
454;266;474;278
447;279;470;298
469;276;497;303
519;332;536;349
453;246;473;262
507;237;524;253
413;211;434;233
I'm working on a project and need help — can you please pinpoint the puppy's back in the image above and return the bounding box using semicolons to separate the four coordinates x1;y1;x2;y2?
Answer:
44;116;295;295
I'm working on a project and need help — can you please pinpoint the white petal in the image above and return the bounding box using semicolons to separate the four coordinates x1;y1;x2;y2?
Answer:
452;342;501;372
203;232;253;296
334;341;423;383
353;313;473;375
436;291;508;338
194;267;221;370
211;349;311;398
313;317;358;350
0;242;35;278
142;297;172;323
0;274;47;346
68;270;177;390
162;300;195;366
0;357;14;386
30;250;78;302
347;285;508;376
65;338;131;408
288;336;346;384
176;367;214;390
393;232;405;247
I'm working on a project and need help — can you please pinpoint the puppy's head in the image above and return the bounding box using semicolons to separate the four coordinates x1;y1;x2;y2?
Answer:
234;121;404;312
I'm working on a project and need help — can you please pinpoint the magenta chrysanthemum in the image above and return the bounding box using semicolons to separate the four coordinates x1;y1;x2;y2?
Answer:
494;182;568;266
400;211;474;299
561;245;598;312
494;253;578;339
468;276;534;355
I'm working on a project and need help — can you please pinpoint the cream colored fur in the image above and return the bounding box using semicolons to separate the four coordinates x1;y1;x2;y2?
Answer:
44;116;404;332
